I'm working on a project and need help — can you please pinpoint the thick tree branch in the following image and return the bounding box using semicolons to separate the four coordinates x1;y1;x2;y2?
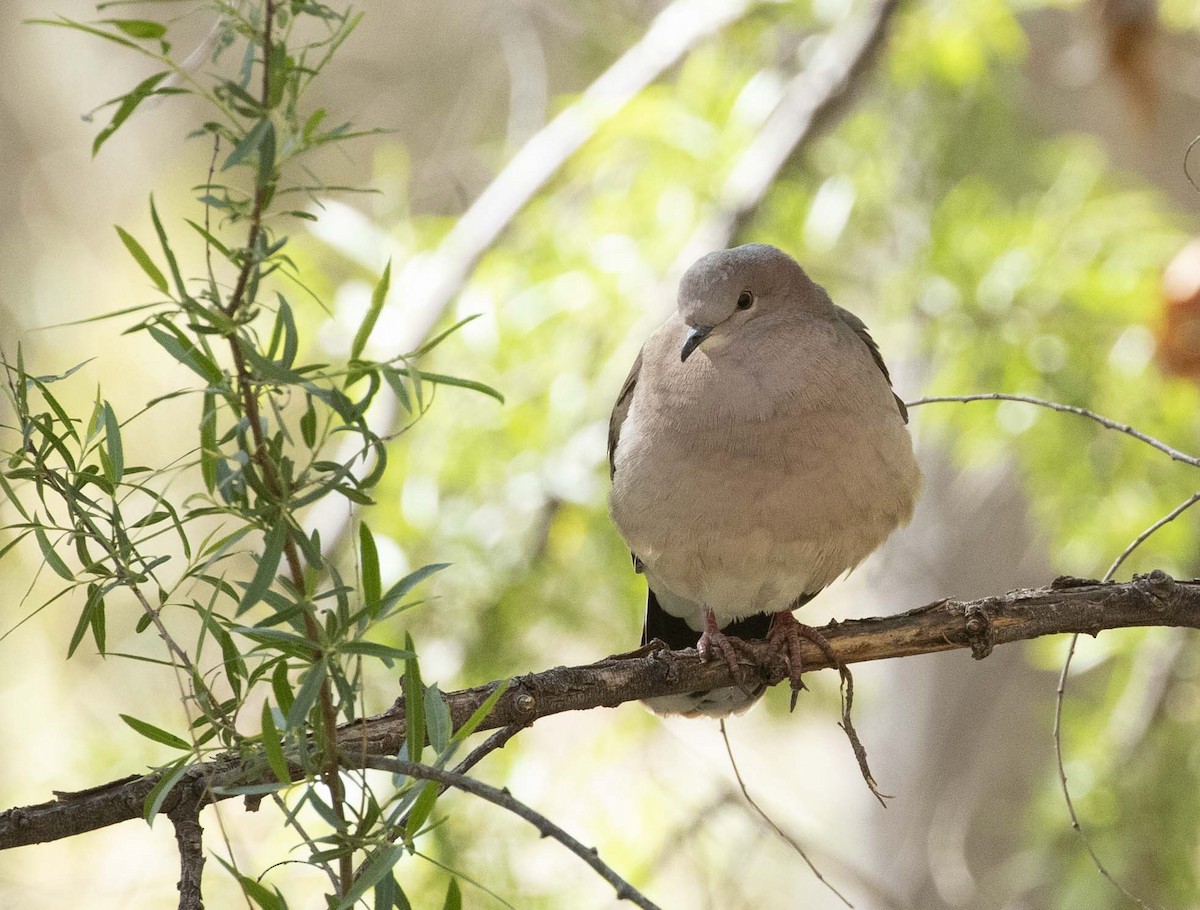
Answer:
168;795;206;910
2;571;1197;851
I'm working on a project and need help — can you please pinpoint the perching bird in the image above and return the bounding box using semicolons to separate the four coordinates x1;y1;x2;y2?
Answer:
608;244;920;716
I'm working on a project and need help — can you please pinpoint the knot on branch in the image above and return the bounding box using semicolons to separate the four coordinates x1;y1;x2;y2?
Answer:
1134;569;1177;604
963;603;994;660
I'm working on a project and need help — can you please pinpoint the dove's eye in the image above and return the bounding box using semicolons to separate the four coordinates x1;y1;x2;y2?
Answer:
736;291;754;310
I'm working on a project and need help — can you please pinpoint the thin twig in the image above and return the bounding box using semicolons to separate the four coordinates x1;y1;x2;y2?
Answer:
794;624;890;807
1104;492;1200;581
1051;492;1200;910
362;757;662;910
906;394;1200;468
345;729;523;902
719;721;852;907
912;392;1198;909
449;723;525;779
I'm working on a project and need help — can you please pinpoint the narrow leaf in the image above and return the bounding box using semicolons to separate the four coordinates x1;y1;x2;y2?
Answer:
271;660;295;716
67;584;105;658
424;684;451;754
403;634;425;764
105;19;167;40
102;401;123;484
115;226;168;293
142;758;190;826
441;878;462;910
449;679;510;747
351;260;390;362
93;72;169;155
222;117;272;171
120;713;191;750
379;563;449;613
199;390;218;494
403;782;438;839
287;657;326;728
260;701;291;783
149;195;187;300
359;522;381;612
237;520;286;615
333;844;406;910
34;527;73;581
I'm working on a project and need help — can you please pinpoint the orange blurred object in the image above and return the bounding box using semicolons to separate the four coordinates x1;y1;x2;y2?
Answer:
1159;238;1200;380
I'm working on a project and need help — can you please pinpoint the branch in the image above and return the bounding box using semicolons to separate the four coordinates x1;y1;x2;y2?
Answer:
364;758;662;910
671;0;903;273
3;571;1197;852
168;796;205;910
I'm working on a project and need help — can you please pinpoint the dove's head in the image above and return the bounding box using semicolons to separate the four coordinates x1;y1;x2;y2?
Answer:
676;244;832;362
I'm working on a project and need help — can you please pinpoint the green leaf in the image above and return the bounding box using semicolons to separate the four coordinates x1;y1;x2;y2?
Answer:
350;260;390;362
149;195;187;300
237;520;286;615
260;700;291;783
271;660;295;716
34;527;74;581
67;584;106;658
184;219;231;258
287;657;326;729
101;401;123;484
0;471;31;521
28;17;139;52
256;119;277;189
424;684;451;754
410;314;483;359
120;713;191;750
115;226;168;294
142;758;190;826
373;872;407;910
402;781;439;840
338;641;414;664
273;295;299;369
212;856;287;909
332;844;406;910
93;71;170;156
421;369;505;404
299;397;317;448
403;633;424;765
105;19;167;40
378;563;449;614
359;522;381;612
449;679;509;747
199;390;218;494
441;878;462;910
222;117;273;171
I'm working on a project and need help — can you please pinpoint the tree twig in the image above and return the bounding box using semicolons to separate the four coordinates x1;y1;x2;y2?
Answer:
719;720;853;907
1050;493;1200;910
907;394;1200;469
363;757;663;910
3;573;1198;851
671;0;904;274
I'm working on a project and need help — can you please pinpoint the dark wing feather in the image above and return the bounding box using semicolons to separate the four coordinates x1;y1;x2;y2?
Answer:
607;347;643;478
836;306;908;424
609;348;646;573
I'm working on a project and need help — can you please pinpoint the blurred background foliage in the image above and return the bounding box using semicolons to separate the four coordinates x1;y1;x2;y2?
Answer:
3;0;1200;908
